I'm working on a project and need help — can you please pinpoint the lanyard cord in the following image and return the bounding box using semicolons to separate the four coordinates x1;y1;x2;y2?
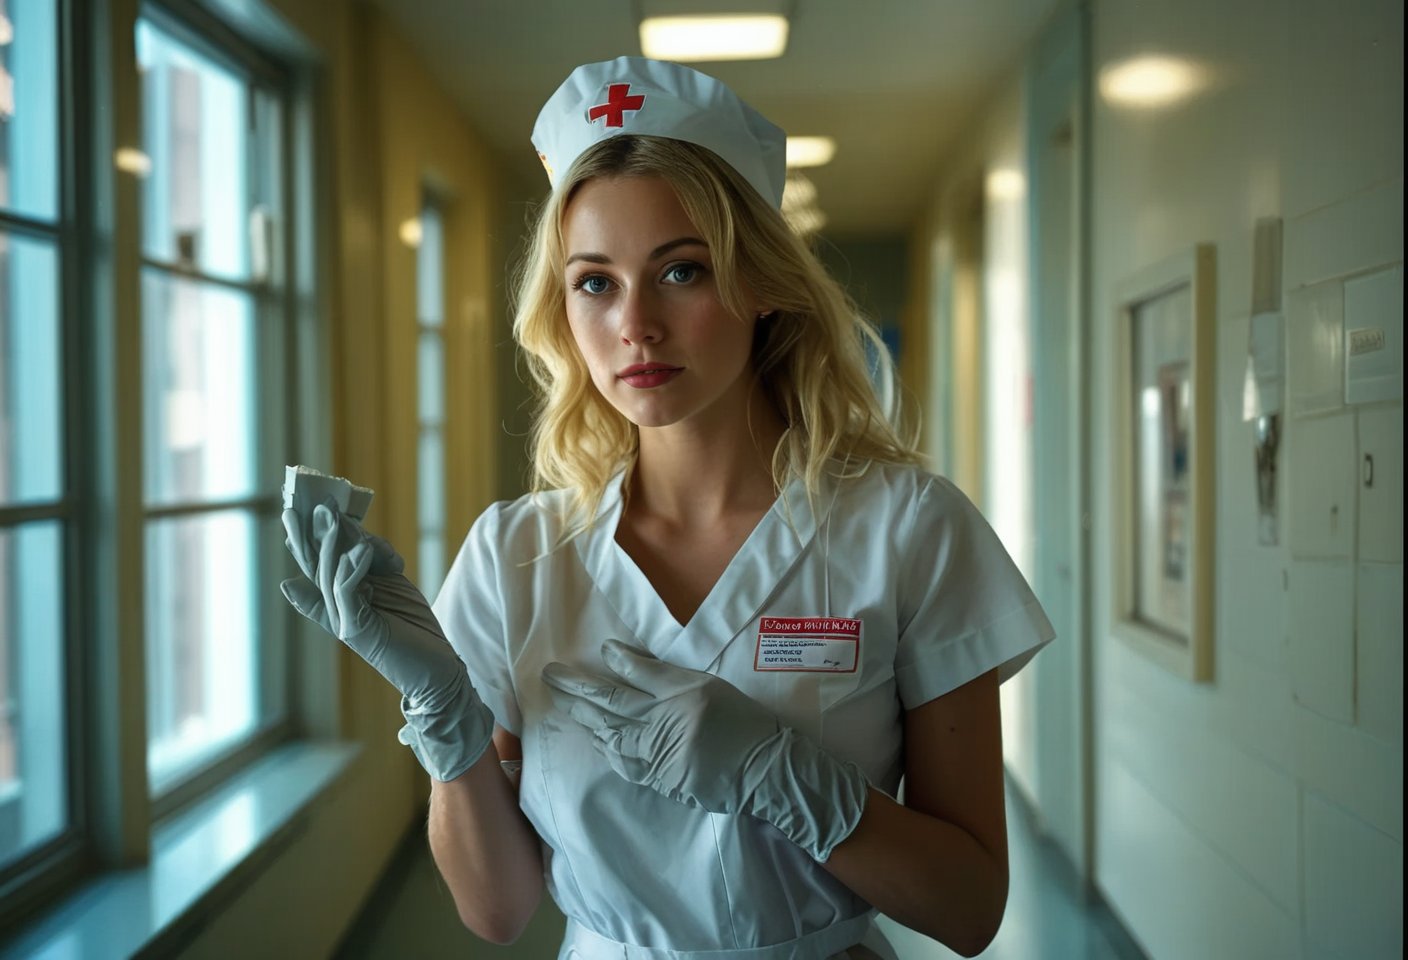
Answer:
821;456;849;617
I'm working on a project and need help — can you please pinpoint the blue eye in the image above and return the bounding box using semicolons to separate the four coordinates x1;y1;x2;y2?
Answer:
663;263;699;284
573;275;612;295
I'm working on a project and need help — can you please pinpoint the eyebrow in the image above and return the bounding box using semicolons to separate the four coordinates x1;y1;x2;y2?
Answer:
565;236;708;267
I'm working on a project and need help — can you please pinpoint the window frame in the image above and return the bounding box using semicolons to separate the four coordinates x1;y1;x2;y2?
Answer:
135;0;299;820
0;0;90;929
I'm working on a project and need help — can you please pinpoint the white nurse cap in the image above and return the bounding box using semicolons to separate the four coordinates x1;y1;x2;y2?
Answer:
530;56;787;209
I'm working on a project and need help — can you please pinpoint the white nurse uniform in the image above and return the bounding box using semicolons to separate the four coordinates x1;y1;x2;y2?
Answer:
432;461;1055;959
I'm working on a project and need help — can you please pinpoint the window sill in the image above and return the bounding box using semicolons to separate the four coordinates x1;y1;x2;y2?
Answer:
4;740;360;959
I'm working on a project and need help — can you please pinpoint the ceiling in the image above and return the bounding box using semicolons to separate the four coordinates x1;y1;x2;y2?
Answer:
368;0;1059;237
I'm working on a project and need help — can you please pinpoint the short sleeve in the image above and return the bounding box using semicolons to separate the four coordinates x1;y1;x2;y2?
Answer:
894;475;1056;710
432;503;523;736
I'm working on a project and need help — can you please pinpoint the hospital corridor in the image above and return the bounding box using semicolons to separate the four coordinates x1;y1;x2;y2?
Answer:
0;0;1402;958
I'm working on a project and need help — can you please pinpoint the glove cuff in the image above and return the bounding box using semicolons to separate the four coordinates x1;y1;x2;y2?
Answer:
396;673;496;782
746;727;871;862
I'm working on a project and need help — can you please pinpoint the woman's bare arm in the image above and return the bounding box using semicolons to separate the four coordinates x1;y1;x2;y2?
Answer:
427;727;544;944
821;669;1009;957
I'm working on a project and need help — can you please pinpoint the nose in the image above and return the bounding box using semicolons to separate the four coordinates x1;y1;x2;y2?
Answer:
617;284;665;346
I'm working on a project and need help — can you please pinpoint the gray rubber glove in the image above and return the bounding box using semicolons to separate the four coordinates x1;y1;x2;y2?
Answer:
281;500;494;782
541;638;870;861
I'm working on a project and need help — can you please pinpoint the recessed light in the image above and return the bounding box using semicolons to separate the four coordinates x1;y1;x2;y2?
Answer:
639;15;789;62
114;147;152;177
985;169;1025;201
1099;55;1206;108
782;174;818;210
785;137;836;168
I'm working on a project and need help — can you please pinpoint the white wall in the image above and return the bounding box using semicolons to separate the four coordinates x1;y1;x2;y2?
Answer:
1089;2;1403;958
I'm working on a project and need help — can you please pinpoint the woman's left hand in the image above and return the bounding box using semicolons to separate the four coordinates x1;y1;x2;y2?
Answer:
541;638;870;861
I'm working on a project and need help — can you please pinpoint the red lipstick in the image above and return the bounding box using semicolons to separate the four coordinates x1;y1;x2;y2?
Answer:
617;363;683;389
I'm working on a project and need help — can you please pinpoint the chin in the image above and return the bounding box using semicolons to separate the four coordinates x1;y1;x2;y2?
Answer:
622;407;687;430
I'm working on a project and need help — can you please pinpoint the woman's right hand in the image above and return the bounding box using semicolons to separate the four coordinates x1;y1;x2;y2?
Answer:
281;500;495;781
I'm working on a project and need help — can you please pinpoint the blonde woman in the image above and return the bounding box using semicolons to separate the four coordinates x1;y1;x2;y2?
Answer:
281;57;1053;960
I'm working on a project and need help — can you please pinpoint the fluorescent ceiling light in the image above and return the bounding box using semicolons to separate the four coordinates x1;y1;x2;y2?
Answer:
1099;55;1206;108
785;137;836;168
640;15;789;62
782;174;817;210
783;205;827;237
114;147;152;177
985;169;1025;201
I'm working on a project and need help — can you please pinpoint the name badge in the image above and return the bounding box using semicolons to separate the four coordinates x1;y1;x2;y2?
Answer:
754;617;861;673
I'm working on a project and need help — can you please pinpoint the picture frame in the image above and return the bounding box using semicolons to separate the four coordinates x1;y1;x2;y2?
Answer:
1111;245;1216;682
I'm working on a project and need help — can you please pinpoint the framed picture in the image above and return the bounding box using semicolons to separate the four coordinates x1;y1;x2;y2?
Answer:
1111;245;1215;682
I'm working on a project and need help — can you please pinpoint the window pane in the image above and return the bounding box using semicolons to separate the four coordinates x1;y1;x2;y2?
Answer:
0;231;62;504
417;205;442;326
418;533;444;605
146;509;258;791
417;425;443;600
0;521;68;867
136;19;250;280
0;0;59;222
142;270;257;505
418;428;443;530
417;331;443;425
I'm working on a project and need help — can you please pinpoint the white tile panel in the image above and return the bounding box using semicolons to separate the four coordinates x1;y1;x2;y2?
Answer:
1302;791;1404;959
1286;281;1345;418
1295;704;1404;842
1283;0;1404;220
1284;178;1404;291
1286;559;1356;722
1097;759;1300;960
1343;267;1404;406
1106;671;1300;911
1286;411;1357;559
1219;646;1298;777
1355;562;1404;746
1219;549;1288;670
1356;404;1404;564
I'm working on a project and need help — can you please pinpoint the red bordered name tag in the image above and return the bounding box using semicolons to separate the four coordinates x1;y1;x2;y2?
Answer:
754;617;861;673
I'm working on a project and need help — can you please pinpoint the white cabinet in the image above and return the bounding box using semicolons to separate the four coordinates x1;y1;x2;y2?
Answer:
1356;404;1403;564
1287;280;1344;416
1287;410;1358;560
1343;266;1403;406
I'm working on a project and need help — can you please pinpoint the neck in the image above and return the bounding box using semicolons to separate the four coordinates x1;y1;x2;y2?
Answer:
628;383;786;526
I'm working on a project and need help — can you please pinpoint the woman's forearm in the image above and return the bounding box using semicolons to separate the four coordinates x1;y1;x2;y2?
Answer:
427;748;544;944
821;787;1008;957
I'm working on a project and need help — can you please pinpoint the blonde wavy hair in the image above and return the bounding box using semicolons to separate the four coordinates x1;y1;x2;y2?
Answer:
511;134;921;534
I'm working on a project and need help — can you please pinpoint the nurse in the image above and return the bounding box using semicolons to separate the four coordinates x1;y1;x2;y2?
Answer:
281;57;1054;960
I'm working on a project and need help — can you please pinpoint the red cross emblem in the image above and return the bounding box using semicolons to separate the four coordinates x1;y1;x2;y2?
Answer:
588;83;646;128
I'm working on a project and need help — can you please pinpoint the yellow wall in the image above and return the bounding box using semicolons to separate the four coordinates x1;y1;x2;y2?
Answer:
371;18;500;560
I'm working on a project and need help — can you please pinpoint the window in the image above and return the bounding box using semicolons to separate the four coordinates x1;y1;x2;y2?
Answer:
0;0;318;935
0;0;68;872
416;199;446;600
135;11;291;799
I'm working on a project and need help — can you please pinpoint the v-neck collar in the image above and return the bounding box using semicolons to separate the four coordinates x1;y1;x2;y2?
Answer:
573;468;835;672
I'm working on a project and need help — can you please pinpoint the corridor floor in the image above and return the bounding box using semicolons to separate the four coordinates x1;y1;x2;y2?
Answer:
334;780;1146;959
